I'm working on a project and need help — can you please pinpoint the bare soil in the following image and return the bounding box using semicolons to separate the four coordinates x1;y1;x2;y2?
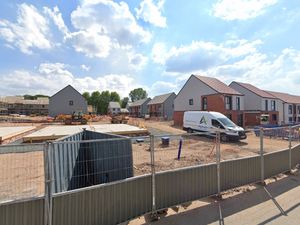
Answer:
0;151;44;202
132;120;293;175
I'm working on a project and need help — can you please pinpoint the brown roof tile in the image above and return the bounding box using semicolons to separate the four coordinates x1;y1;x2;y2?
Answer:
194;75;242;95
233;82;276;99
266;91;300;104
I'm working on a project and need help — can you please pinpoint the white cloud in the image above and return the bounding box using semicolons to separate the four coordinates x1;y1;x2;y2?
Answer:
68;30;112;58
149;81;178;96
151;39;300;95
212;0;277;21
205;48;300;95
0;3;51;54
128;52;148;70
135;0;167;28
151;42;168;64
43;6;69;36
71;0;151;48
152;39;262;73
81;64;90;71
0;63;141;97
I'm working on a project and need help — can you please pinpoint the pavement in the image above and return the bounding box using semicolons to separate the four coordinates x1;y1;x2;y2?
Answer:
126;171;300;225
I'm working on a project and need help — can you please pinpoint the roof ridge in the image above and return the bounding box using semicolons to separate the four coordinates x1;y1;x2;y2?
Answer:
193;74;242;95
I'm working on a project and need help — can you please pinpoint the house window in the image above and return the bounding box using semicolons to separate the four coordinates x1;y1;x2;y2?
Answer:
271;100;276;111
225;96;232;110
298;106;300;114
298;117;300;122
236;97;240;110
289;117;293;122
265;100;268;111
69;100;74;106
288;105;293;114
202;97;207;110
272;114;277;121
189;99;194;106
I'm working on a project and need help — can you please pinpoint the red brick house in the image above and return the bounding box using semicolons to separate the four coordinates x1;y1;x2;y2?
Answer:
229;82;279;126
173;75;245;127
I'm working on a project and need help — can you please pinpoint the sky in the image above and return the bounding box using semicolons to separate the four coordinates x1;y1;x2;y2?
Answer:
0;0;300;98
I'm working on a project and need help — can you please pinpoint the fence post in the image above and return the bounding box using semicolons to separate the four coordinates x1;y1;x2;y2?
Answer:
289;125;292;172
216;130;221;197
260;128;265;185
43;142;53;225
150;135;158;220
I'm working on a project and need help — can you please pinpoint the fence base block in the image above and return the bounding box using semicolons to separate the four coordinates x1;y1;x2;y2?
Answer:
257;181;266;186
149;212;159;221
212;194;223;201
284;170;295;175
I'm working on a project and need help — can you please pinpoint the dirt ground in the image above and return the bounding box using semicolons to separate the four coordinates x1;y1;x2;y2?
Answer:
0;151;44;202
132;120;295;175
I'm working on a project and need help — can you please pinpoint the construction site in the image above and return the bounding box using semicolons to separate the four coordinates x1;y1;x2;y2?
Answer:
1;80;300;225
0;113;298;198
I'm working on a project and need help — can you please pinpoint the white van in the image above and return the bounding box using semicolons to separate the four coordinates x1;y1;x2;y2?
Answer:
183;111;247;141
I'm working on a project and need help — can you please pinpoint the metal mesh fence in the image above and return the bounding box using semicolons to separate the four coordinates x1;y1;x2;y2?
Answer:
2;127;300;225
131;136;151;176
152;132;217;173
0;144;45;203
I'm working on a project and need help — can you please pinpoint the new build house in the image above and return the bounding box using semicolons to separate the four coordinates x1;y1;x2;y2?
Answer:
0;96;49;115
174;75;245;127
229;82;279;126
108;102;121;115
147;92;176;120
129;98;151;118
266;91;300;124
49;85;88;117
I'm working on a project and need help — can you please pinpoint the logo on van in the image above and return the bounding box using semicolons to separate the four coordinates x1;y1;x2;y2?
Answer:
199;116;207;125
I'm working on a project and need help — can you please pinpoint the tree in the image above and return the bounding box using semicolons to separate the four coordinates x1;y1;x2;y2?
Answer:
90;91;101;112
110;91;120;103
129;88;148;102
121;97;129;108
23;94;49;100
82;92;90;103
98;91;111;114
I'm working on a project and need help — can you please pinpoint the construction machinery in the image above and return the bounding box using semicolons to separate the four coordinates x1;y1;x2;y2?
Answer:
111;114;129;124
56;111;89;125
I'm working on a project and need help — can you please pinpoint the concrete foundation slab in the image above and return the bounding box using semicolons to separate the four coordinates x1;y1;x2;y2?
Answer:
23;124;148;142
0;126;36;143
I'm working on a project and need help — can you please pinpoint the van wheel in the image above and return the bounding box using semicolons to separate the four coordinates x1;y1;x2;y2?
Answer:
187;128;193;133
220;134;228;142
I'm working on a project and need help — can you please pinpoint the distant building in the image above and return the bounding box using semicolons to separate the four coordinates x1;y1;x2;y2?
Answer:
129;98;151;118
265;90;300;125
49;85;88;117
108;102;121;115
229;82;279;126
147;92;176;120
0;96;49;115
87;105;97;114
174;75;245;127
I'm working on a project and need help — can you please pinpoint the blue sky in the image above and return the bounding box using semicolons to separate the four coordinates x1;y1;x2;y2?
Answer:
0;0;300;97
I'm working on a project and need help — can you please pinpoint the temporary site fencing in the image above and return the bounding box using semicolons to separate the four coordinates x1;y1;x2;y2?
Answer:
1;125;300;225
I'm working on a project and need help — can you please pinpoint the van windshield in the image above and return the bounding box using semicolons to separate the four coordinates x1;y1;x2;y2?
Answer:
218;117;236;127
